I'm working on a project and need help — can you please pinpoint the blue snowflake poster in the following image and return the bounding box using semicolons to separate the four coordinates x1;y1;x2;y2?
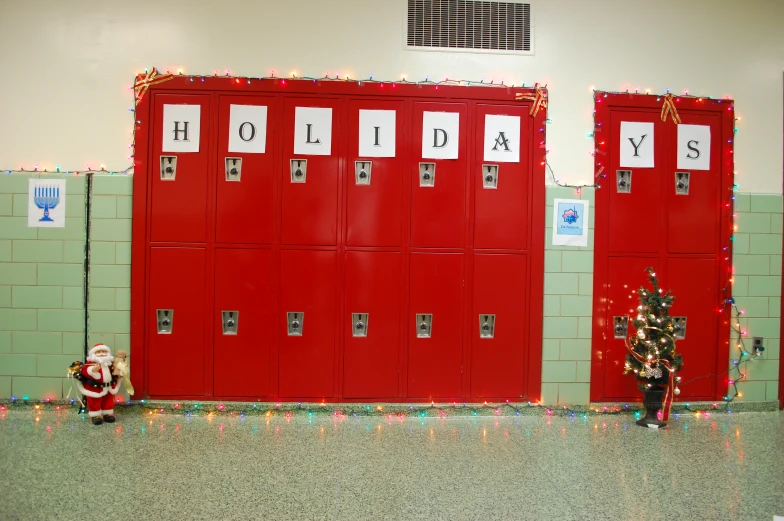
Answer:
552;198;589;246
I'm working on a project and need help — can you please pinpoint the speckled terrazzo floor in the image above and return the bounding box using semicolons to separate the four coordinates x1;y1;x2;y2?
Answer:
1;410;782;521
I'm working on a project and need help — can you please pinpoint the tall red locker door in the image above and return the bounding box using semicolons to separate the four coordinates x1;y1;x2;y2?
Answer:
150;94;211;243
343;252;401;398
147;247;207;396
281;98;340;246
666;113;722;254
470;253;527;399
278;250;337;398
411;103;467;248
600;256;660;400
473;105;530;250
665;258;719;399
213;248;272;397
346;100;404;247
215;96;275;244
607;110;667;253
408;253;464;399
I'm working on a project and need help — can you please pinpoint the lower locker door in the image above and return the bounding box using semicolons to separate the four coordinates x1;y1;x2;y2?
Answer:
278;250;337;398
148;247;207;396
471;253;527;399
343;251;401;399
407;253;464;399
213;248;272;398
601;256;660;401
666;257;718;400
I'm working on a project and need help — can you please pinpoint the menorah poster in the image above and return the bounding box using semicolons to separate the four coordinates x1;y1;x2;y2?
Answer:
28;179;66;228
552;198;589;247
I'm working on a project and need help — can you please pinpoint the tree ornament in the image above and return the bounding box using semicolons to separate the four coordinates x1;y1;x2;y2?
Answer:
674;387;681;395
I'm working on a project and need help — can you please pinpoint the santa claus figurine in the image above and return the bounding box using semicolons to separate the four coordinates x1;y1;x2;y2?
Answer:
76;343;123;425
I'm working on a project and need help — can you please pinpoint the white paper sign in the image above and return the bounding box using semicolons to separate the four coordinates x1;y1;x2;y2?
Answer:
677;124;711;170
162;104;200;152
422;111;460;159
484;114;520;163
229;105;268;153
552;198;589;247
359;110;396;157
294;107;332;155
620;121;654;168
28;179;66;228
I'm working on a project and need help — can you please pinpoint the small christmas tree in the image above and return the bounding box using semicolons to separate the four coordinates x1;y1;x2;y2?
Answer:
623;267;684;393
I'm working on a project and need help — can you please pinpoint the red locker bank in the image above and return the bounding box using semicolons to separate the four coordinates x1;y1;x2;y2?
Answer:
590;92;734;403
130;73;546;402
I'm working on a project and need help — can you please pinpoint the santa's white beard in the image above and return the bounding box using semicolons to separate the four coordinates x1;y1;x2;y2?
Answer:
88;354;114;366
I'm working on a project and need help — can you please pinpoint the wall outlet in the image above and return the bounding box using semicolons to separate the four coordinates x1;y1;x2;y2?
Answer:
753;337;764;348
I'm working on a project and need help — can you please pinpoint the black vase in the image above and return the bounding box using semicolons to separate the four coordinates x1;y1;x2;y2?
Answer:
636;386;667;428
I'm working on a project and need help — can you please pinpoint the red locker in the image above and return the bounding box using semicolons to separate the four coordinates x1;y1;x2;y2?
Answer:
471;253;527;398
602;256;659;400
147;247;206;396
215;96;275;244
343;251;401;398
281;98;340;246
346;100;405;247
411;102;467;248
608;110;666;253
408;253;464;399
666;113;722;254
474;104;530;250
278;249;337;398
213;248;273;397
665;257;718;399
150;94;211;243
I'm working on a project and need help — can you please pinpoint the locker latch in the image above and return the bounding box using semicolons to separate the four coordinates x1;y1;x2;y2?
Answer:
355;161;372;186
225;158;242;182
613;316;628;339
482;165;498;189
352;313;369;337
156;309;174;334
416;313;432;338
290;159;307;183
160;156;177;181
419;163;435;187
287;312;304;336
479;314;496;338
221;310;239;335
616;170;631;193
672;317;687;339
675;172;690;195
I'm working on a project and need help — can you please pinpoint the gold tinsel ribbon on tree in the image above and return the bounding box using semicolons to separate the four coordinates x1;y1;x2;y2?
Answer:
515;84;547;117
134;68;175;103
625;338;677;422
660;93;681;124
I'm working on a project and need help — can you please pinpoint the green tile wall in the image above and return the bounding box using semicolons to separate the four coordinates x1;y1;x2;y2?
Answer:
0;175;778;406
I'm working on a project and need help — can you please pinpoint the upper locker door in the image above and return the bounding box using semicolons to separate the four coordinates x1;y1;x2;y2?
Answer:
151;94;211;243
411;102;467;248
281;98;340;246
474;104;530;250
216;96;275;244
607;109;668;253
346;99;404;247
666;112;722;254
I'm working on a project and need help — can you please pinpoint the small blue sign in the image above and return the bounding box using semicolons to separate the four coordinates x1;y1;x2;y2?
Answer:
552;198;589;247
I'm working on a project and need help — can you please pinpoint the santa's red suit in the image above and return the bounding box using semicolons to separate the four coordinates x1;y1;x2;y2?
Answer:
76;344;122;423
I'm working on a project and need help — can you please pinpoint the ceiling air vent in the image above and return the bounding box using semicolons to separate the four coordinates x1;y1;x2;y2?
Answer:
406;0;532;54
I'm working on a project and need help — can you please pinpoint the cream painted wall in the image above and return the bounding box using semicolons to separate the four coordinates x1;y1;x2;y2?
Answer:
0;0;782;192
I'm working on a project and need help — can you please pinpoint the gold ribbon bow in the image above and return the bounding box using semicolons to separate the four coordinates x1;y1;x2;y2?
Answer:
134;67;174;103
515;85;547;117
660;93;681;124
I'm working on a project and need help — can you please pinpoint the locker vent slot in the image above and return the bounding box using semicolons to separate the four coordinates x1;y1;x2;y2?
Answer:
407;0;532;53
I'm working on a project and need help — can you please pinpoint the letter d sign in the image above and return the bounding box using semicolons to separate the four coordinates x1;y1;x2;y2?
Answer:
422;111;460;159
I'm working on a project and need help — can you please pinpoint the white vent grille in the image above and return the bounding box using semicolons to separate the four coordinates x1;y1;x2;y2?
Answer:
407;0;531;52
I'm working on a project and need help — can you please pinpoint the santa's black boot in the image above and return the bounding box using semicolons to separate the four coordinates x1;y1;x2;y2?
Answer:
91;416;103;425
103;415;116;423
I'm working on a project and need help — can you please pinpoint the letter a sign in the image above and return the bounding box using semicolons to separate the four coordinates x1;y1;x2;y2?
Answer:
162;104;201;152
484;114;520;163
422;111;459;159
